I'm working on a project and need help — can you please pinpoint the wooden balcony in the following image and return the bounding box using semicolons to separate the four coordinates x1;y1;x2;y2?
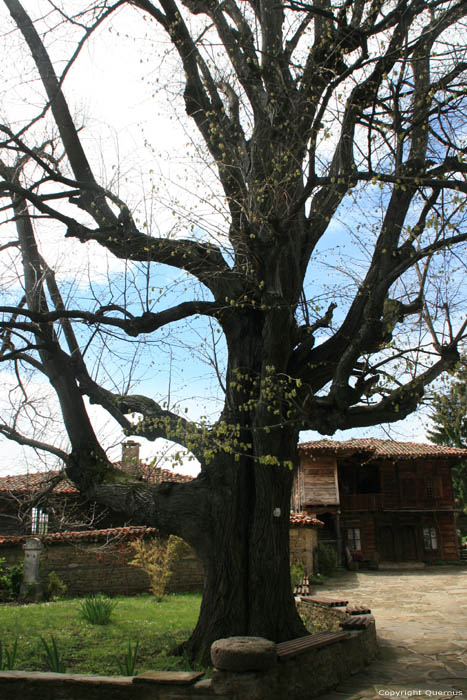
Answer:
340;493;384;511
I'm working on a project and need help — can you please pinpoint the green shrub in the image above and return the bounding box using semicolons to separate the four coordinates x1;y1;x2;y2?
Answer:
0;558;10;600
290;560;306;589
46;571;67;600
129;535;184;601
315;543;338;576
0;558;23;600
78;595;117;625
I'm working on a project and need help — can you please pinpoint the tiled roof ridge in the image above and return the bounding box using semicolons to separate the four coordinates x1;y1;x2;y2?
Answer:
298;438;467;459
114;462;193;483
0;464;193;494
0;525;158;547
0;470;76;494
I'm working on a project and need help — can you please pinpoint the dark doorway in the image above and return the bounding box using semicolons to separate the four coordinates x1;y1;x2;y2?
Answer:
400;525;417;560
378;526;396;561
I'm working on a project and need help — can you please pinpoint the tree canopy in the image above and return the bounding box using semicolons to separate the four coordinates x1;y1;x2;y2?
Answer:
1;0;467;660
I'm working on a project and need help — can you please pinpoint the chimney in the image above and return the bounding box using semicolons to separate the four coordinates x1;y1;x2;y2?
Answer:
121;441;141;476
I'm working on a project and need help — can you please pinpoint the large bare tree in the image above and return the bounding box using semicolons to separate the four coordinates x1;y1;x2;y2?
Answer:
1;0;466;660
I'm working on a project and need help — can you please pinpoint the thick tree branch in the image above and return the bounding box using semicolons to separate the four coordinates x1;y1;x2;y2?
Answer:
66;226;233;298
0;300;221;336
0;170;233;297
344;347;463;429
0;422;68;461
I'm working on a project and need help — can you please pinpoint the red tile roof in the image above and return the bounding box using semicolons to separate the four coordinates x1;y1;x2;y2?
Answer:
0;465;192;495
0;471;76;495
289;512;324;527
114;463;193;484
0;526;158;548
298;438;467;461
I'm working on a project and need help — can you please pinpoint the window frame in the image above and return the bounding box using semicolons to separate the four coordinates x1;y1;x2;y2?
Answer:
31;507;49;535
422;525;438;551
347;527;361;552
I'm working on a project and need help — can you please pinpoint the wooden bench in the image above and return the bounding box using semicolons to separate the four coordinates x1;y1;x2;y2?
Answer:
299;595;349;607
339;614;375;630
345;604;371;615
276;631;349;661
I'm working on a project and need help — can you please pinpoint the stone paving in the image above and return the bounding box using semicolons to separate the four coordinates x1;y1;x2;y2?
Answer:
316;566;467;700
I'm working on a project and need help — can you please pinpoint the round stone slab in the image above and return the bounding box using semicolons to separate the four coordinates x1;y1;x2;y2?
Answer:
211;636;277;671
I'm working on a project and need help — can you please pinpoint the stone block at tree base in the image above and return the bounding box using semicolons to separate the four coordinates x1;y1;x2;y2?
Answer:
211;637;277;671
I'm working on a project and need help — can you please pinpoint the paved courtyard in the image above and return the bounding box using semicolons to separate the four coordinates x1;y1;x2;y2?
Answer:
316;566;467;700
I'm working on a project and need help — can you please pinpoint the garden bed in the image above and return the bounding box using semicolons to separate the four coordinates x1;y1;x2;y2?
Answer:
0;593;202;676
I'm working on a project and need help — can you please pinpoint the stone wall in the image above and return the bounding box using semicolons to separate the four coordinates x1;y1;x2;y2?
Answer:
39;542;204;596
0;620;377;700
289;526;317;574
0;530;204;596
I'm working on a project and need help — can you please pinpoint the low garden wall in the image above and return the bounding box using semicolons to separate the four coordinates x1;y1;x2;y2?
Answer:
0;527;204;596
0;619;377;700
35;539;204;596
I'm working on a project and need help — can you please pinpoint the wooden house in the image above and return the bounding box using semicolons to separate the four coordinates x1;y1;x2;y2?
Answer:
294;439;465;566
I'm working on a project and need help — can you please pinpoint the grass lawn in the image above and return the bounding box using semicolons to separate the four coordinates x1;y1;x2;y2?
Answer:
0;593;202;676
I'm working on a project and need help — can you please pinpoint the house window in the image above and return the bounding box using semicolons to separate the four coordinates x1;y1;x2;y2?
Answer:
425;480;433;499
347;527;361;551
31;508;48;535
423;526;438;551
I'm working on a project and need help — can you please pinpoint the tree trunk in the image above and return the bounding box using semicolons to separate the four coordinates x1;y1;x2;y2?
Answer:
178;309;307;662
184;442;306;662
73;443;306;664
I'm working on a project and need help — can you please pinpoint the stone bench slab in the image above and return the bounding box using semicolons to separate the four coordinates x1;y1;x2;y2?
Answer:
133;671;204;685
